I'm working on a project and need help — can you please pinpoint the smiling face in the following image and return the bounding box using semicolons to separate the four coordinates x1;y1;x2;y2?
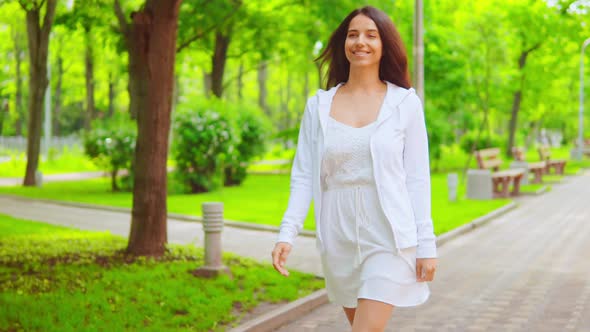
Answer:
344;14;383;68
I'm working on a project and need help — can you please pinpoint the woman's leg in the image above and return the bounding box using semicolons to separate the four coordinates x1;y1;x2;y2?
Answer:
351;299;394;332
343;307;356;325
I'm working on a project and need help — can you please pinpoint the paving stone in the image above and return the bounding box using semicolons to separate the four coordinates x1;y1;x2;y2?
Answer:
276;171;590;331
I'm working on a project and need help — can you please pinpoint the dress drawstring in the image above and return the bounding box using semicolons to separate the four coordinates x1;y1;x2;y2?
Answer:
355;186;362;267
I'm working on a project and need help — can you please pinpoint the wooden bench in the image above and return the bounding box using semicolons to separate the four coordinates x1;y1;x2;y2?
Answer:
475;148;525;198
511;147;546;184
538;145;566;175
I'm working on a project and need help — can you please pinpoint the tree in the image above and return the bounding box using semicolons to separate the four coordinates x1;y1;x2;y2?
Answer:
18;0;58;186
504;0;556;156
114;0;182;256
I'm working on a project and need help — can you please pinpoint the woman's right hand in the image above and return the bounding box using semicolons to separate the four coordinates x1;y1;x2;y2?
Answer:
271;242;292;277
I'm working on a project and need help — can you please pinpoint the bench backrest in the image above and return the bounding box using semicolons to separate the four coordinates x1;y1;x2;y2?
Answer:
538;145;551;161
511;147;525;161
475;147;502;171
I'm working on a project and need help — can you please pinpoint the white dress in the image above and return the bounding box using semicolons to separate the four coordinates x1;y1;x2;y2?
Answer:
319;115;430;308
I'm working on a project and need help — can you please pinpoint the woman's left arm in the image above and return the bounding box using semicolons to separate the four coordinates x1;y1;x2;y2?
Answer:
403;94;437;260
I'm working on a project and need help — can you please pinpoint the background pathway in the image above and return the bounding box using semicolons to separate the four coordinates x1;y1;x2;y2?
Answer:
1;171;589;331
277;170;590;331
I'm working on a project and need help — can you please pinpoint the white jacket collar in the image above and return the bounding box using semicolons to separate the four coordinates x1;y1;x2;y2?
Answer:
317;81;415;139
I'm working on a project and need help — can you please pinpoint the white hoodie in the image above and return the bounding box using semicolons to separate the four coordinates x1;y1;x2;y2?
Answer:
276;81;437;259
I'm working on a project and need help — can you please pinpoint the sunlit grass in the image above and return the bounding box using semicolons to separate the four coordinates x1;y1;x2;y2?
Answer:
0;214;323;331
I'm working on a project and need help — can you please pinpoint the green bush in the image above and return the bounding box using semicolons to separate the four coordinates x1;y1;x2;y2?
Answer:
459;131;504;155
83;116;136;192
172;98;237;193
224;105;269;186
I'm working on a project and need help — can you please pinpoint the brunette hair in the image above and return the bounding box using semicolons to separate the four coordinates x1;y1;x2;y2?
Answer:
315;6;411;89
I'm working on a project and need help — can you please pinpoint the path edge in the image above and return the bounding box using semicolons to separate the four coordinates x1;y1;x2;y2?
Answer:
228;289;329;332
0;194;317;237
228;200;518;332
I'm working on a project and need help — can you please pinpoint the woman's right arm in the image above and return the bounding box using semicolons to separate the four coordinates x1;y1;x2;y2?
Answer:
272;100;314;276
276;99;314;245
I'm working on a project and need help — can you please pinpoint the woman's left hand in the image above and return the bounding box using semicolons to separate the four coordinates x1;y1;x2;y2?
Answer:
416;258;437;282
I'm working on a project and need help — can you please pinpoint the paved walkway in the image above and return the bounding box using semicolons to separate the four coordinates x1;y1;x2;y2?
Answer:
0;197;321;276
1;171;589;331
278;170;590;331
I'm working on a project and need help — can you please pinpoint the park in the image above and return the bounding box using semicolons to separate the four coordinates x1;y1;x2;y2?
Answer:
1;0;590;331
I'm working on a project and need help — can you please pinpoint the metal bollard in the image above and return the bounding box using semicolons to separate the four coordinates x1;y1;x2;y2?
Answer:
447;173;458;202
35;171;43;188
193;202;231;278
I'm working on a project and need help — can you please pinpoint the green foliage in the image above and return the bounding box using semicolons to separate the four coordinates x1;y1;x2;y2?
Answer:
172;98;237;193
459;130;505;155
224;104;269;186
0;215;324;331
83;116;136;191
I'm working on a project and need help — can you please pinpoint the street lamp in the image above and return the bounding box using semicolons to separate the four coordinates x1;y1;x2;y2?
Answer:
574;37;590;160
413;0;424;104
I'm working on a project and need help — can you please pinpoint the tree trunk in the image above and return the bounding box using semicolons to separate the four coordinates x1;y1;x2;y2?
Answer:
13;27;24;137
237;61;243;101
126;26;150;120
126;0;182;257
22;0;58;186
211;30;230;98
0;100;7;135
506;45;540;157
257;61;269;116
108;72;115;118
84;28;96;129
507;90;522;154
53;53;63;136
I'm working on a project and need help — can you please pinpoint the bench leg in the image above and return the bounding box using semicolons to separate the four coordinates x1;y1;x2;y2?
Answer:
511;176;523;196
531;170;543;184
497;177;510;198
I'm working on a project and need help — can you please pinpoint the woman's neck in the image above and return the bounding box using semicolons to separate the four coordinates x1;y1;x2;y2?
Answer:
344;65;385;94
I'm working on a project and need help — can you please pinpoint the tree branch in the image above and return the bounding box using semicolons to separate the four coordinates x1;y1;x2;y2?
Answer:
176;5;240;53
114;0;129;38
41;0;57;37
220;57;281;91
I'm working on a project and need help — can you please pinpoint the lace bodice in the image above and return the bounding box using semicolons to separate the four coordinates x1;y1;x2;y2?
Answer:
321;116;377;190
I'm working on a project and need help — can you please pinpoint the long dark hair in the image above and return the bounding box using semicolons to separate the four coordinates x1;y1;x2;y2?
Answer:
315;6;411;89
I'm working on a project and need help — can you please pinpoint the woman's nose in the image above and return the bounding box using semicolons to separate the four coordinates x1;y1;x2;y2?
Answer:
355;35;367;46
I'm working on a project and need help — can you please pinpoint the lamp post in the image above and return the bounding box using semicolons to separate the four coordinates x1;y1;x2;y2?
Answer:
413;0;424;104
575;38;590;160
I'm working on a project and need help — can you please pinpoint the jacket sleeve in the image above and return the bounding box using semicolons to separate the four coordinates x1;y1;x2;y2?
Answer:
403;95;437;258
276;100;313;246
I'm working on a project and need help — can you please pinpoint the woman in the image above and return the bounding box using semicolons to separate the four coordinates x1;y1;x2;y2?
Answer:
271;6;437;331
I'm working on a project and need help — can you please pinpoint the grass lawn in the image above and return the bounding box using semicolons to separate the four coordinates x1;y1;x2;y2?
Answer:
0;173;511;236
0;149;100;177
0;214;323;331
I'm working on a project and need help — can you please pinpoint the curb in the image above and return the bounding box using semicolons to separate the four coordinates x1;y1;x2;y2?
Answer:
535;185;549;195
230;200;518;331
228;289;329;332
0;194;317;238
